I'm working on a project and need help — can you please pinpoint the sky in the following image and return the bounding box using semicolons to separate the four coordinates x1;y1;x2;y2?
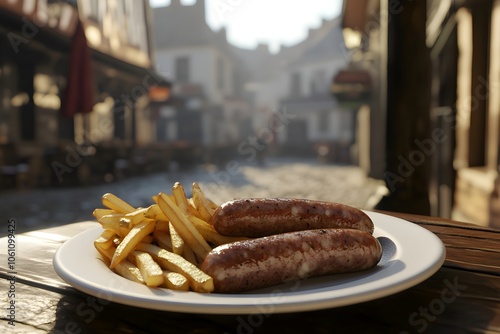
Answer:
149;0;344;53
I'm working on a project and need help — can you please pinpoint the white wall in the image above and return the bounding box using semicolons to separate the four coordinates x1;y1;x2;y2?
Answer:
276;56;351;144
155;46;243;146
155;46;234;103
280;57;347;98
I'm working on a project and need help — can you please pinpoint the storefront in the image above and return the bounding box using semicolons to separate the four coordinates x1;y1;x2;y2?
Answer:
339;0;500;228
0;0;169;188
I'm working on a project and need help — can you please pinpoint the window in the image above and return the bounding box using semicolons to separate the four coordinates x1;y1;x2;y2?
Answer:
318;109;329;133
290;72;301;96
217;58;224;90
175;57;190;83
310;70;326;95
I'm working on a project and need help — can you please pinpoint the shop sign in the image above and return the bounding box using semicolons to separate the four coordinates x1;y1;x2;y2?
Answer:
331;69;372;109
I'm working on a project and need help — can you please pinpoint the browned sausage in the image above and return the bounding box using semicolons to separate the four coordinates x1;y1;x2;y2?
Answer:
201;228;382;293
211;198;374;237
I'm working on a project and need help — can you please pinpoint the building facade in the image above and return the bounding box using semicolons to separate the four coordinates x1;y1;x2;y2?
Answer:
0;0;167;188
340;0;500;229
152;0;252;166
277;18;352;161
152;1;354;165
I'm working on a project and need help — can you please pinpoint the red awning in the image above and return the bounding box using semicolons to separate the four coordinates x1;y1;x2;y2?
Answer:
60;19;94;117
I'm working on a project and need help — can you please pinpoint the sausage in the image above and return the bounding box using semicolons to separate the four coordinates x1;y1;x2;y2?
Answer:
201;228;382;293
211;198;374;237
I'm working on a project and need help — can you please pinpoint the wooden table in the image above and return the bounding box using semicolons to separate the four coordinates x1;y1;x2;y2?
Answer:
1;212;499;333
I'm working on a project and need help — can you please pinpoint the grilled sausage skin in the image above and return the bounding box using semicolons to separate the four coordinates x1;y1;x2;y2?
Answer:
211;198;374;237
201;228;382;293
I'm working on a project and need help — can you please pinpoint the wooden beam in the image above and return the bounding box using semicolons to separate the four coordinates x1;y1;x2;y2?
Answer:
375;0;432;215
455;8;473;169
487;0;500;170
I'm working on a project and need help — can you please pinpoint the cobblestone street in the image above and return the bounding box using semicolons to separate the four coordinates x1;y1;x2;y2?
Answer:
0;158;387;234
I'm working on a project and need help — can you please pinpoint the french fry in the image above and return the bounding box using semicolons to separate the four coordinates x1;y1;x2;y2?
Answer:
144;204;159;218
99;213;125;223
124;207;149;226
187;198;204;219
131;251;164;287
142;235;154;244
169;222;184;255
145;204;168;221
110;220;155;269
93;184;224;293
98;213;126;236
102;193;135;213
100;245;144;284
157;192;212;259
114;260;145;284
155;220;170;232
172;182;206;220
182;243;198;266
153;230;173;251
95;243;143;283
152;194;176;204
188;215;248;246
136;242;214;293
154;218;197;264
93;208;116;220
93;229;116;250
94;241;114;266
127;252;137;265
172;182;190;214
162;271;189;291
191;182;214;221
119;218;131;236
113;237;122;247
121;217;155;235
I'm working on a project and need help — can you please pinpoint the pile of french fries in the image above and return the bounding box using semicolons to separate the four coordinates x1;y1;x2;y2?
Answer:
92;182;245;293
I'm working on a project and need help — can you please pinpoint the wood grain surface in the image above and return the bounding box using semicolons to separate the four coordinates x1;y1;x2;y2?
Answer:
1;214;499;334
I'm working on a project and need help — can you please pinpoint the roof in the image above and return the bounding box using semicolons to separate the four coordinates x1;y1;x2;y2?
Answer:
279;16;347;68
151;3;346;83
228;17;346;82
152;0;228;50
229;43;280;82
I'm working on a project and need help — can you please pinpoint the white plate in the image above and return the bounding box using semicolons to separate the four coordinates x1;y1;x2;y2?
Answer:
53;211;445;314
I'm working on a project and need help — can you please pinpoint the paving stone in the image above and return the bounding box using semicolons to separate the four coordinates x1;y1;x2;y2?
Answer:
0;158;386;234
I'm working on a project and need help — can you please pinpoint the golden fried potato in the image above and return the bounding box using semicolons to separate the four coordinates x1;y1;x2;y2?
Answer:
156;192;211;259
102;193;135;213
136;242;214;293
162;271;189;291
110;220;155;269
132;251;164;287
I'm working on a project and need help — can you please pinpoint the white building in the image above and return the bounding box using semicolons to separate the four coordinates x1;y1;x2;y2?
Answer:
151;2;353;164
276;18;353;162
152;0;251;152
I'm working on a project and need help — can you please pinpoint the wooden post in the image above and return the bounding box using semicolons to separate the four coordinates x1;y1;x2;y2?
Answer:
489;0;500;228
375;0;432;214
487;0;500;171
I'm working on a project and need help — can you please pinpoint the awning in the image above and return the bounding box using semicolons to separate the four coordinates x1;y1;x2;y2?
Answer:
60;19;94;117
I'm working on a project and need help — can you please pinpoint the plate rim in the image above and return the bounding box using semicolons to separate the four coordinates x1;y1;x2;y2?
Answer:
53;211;446;314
